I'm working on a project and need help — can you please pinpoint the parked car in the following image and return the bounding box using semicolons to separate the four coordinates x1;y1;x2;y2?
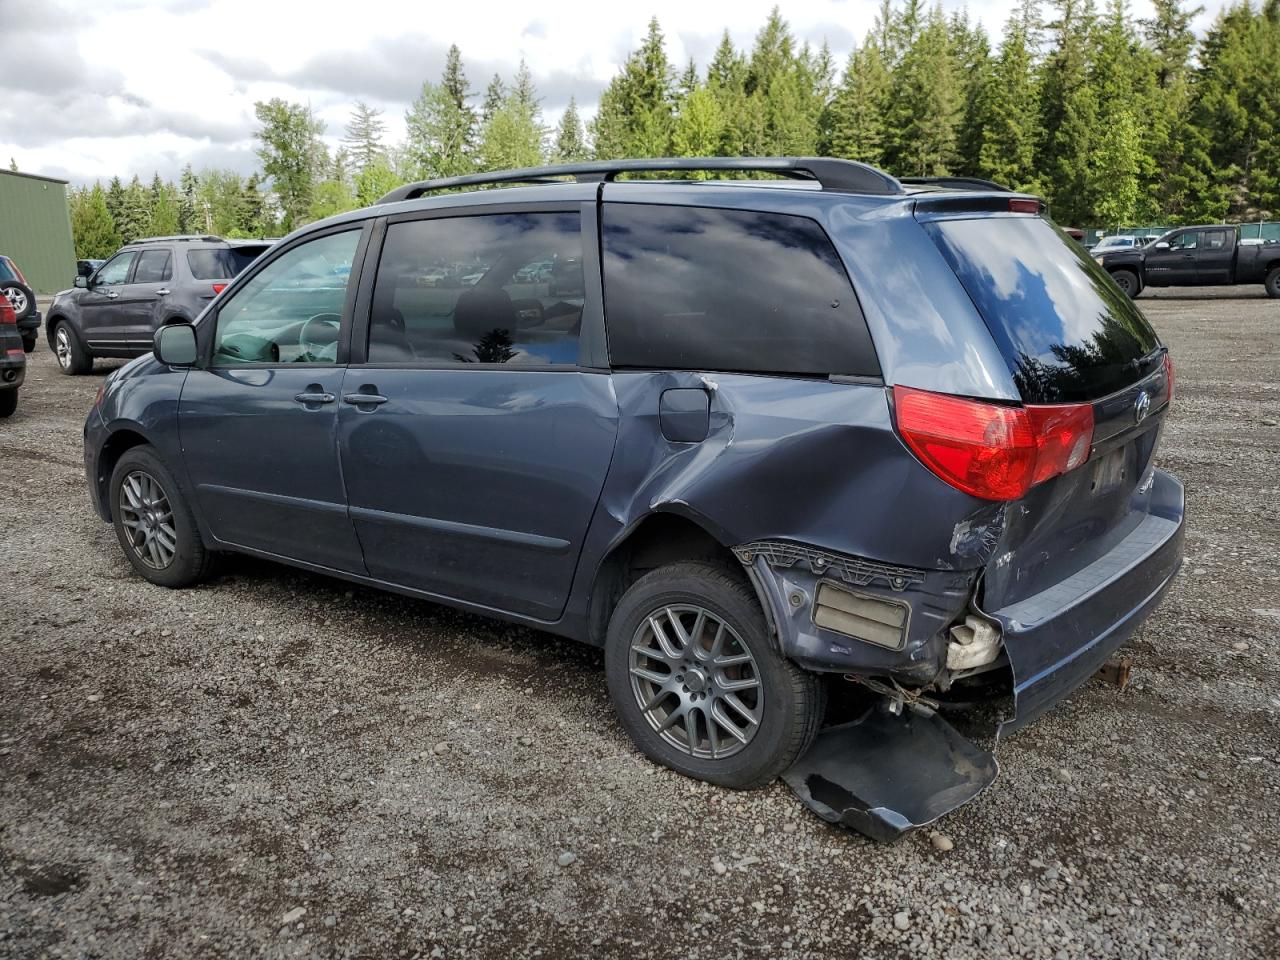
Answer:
1088;235;1142;254
46;235;273;374
82;158;1183;839
1096;224;1280;297
0;293;26;417
0;254;40;353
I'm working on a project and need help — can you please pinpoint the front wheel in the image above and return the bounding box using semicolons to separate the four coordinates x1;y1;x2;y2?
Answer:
605;561;824;789
1266;267;1280;299
110;446;215;588
53;322;92;375
1110;269;1140;298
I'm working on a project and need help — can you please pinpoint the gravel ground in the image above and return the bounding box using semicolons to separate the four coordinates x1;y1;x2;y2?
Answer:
2;289;1278;959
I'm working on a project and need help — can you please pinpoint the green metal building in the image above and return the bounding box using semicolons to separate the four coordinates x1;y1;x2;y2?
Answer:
0;170;76;295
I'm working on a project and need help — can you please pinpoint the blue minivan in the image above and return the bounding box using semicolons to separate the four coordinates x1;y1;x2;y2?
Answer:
83;159;1183;837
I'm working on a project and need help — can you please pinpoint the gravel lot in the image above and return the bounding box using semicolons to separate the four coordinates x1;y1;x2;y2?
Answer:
2;288;1278;959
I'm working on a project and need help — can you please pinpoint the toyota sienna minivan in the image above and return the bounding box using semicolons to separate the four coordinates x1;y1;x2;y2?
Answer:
82;158;1183;838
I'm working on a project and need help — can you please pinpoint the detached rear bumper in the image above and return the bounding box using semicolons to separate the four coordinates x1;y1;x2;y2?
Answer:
989;469;1185;734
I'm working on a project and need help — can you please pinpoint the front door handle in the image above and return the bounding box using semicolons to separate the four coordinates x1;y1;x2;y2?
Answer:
342;392;388;407
294;391;335;405
156;288;170;296
105;291;119;299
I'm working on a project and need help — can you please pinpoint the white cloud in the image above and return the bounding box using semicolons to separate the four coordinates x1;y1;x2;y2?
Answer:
0;0;1228;186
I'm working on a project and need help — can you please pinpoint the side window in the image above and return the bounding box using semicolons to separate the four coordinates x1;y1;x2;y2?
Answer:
1169;231;1199;251
367;212;583;365
213;230;360;365
133;250;172;283
94;251;137;286
1203;230;1229;250
602;204;879;377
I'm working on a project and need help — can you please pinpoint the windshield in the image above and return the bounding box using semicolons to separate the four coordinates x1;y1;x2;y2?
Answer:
926;216;1161;403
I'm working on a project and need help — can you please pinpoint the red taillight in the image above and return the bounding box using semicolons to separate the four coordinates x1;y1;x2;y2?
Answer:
1008;198;1040;214
893;386;1094;501
0;297;15;325
1162;352;1174;405
211;283;228;295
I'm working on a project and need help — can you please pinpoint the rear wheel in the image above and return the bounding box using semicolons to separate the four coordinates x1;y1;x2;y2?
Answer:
0;390;17;418
53;321;91;375
1266;267;1280;299
1;282;34;320
1110;269;1140;298
110;446;214;588
605;561;823;789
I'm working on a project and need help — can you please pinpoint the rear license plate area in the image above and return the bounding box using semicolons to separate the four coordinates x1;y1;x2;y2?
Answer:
1091;445;1129;494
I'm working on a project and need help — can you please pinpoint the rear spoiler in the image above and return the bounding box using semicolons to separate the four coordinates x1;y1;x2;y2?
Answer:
912;194;1047;218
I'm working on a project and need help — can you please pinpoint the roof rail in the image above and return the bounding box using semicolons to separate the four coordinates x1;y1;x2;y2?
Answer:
378;157;904;204
128;234;224;244
899;176;1012;192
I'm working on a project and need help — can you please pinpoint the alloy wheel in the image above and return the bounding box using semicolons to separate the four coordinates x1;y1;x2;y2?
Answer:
628;604;763;760
118;470;178;569
55;327;72;370
2;286;27;314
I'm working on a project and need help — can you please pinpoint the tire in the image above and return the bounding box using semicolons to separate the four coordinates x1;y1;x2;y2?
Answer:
21;333;35;354
53;321;92;375
0;390;17;418
1110;269;1140;298
604;561;824;789
1;281;34;320
1266;267;1280;299
109;446;214;588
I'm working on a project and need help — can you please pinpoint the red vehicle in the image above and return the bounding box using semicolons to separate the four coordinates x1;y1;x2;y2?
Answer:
0;254;39;353
0;292;26;416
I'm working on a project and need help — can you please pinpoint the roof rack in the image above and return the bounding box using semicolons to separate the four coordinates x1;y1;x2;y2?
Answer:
899;176;1012;192
378;157;904;204
128;235;224;244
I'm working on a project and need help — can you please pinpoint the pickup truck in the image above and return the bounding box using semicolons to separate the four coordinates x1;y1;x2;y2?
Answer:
1096;224;1280;298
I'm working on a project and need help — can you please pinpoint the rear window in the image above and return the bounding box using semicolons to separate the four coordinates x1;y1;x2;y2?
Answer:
602;204;879;377
187;246;268;280
925;216;1160;403
0;258;18;282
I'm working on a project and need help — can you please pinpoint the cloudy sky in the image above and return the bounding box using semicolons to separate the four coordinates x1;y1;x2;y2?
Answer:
0;0;1227;187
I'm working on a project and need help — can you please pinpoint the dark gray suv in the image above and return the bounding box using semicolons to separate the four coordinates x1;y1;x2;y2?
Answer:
47;235;271;374
81;159;1184;838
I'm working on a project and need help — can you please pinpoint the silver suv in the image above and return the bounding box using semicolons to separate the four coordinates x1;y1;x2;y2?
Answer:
46;235;272;374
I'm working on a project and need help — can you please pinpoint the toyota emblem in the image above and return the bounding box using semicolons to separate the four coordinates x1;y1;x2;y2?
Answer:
1134;390;1151;423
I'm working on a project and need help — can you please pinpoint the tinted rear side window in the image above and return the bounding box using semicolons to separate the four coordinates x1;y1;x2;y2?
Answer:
602;204;879;377
187;247;265;279
0;258;17;282
925;216;1160;403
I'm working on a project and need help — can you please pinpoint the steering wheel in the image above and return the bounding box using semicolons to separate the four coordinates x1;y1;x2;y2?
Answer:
297;313;341;363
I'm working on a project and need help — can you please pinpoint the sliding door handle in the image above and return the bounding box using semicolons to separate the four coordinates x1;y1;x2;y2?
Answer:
294;391;335;404
343;392;388;406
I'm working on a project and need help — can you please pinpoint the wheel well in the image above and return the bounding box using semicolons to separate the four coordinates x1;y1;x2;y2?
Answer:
586;513;744;646
46;315;68;348
96;430;149;520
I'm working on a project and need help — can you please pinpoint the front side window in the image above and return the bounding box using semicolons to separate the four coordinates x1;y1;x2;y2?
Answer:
95;251;137;286
601;204;878;376
213;230;360;365
367;212;584;365
1167;231;1199;251
133;250;172;283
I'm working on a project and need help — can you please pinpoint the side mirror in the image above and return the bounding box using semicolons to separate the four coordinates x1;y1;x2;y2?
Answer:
154;323;198;366
74;275;88;288
1154;242;1170;250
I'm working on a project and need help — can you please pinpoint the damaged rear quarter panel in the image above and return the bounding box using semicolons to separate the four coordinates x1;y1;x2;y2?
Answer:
566;371;1001;672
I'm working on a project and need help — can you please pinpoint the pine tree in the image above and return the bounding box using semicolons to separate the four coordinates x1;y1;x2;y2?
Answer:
117;175;152;243
885;5;962;176
405;45;478;179
178;165;198;233
69;183;120;259
481;74;506;126
343;101;387;173
553;97;589;162
672;85;726;162
979;0;1043;190
950;10;993;176
820;45;890;164
1037;0;1099;223
241;173;268;235
355;156;404;206
707;31;749;155
147;175;181;236
105;176;125;227
592;17;674;158
477;65;545;171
